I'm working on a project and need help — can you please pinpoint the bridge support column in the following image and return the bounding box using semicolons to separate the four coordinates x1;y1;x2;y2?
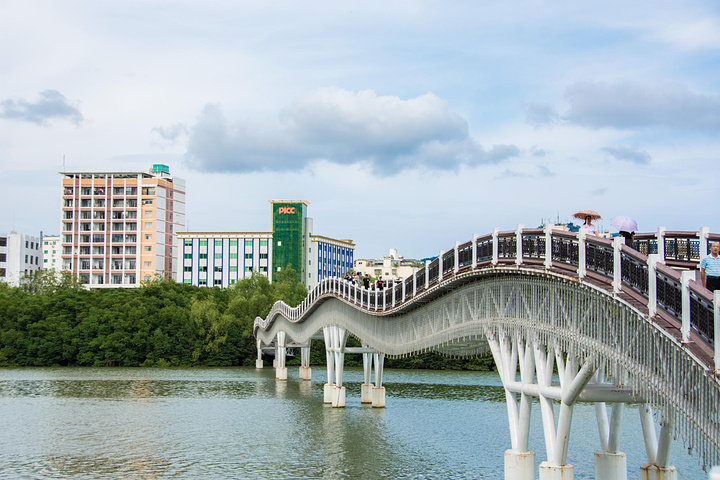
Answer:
323;327;334;403
361;349;373;404
504;449;535;480
639;406;678;480
275;331;287;380
255;339;263;369
324;326;348;408
299;344;312;380
639;465;677;480
372;353;385;408
539;462;574;479
594;451;627;480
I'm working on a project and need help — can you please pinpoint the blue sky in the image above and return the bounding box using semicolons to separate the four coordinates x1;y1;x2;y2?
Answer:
1;1;718;259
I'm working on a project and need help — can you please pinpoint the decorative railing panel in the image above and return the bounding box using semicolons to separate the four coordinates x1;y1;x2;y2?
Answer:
586;240;614;276
521;230;545;260
551;234;579;266
476;235;493;262
620;251;649;296
458;241;472;267
428;259;439;285
497;232;516;259
442;250;455;276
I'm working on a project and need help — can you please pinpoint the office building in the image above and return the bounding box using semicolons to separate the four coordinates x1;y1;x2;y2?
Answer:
60;164;185;287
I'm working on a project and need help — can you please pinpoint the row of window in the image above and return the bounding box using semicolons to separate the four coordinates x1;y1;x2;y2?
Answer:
185;239;269;247
184;253;268;260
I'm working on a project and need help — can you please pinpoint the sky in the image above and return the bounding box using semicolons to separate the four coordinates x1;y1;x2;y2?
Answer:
1;1;719;259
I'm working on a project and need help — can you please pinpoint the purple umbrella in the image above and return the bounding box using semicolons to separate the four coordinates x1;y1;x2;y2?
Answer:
610;216;638;233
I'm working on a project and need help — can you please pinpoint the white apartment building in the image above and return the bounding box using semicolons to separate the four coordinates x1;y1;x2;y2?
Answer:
60;164;186;287
0;232;42;287
353;248;421;281
42;235;62;273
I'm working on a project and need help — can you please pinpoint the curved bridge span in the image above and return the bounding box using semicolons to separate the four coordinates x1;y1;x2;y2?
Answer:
254;226;720;479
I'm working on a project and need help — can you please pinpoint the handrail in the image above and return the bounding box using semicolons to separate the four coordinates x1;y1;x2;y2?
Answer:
257;226;719;373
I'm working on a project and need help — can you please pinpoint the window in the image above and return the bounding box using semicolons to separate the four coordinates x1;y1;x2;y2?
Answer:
260;239;268;247
200;240;207;247
184;239;192;246
199;266;207;272
142;199;153;205
214;279;221;286
145;210;153;217
229;266;237;272
215;253;222;259
144;222;152;228
245;239;253;247
144;246;152;252
199;253;207;260
199;279;207;286
260;253;268;259
244;266;252;272
245;253;252;259
277;241;281;246
183;279;191;284
184;253;192;259
230;239;238;247
144;262;152;267
184;266;191;272
145;234;152;240
214;266;222;272
215;240;222;247
229;253;237;259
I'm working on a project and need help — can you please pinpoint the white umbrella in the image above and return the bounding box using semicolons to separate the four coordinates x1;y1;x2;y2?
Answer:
610;216;638;233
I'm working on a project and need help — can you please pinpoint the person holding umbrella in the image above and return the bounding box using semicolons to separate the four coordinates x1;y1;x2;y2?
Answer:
573;209;601;236
611;215;638;247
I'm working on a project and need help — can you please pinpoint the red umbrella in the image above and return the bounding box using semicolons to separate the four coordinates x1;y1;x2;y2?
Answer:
572;209;601;221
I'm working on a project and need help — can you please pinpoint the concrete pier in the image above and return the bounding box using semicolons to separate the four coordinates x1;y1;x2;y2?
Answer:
539;462;574;480
595;451;627;480
504;449;535;480
640;464;677;480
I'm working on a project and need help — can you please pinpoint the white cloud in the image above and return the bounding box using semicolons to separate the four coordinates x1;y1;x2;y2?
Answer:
0;90;83;126
183;88;520;174
601;146;651;164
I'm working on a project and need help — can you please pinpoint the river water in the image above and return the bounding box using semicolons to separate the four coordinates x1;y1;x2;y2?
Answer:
0;367;707;479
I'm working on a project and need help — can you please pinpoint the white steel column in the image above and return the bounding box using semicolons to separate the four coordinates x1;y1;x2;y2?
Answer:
681;270;695;343
330;326;349;407
488;333;535;480
639;408;678;479
371;352;386;407
299;342;312;380
544;224;553;269
612;237;623;293
515;224;524;266
323;327;334;403
578;231;587;279
275;331;287;380
361;347;373;404
255;339;263;369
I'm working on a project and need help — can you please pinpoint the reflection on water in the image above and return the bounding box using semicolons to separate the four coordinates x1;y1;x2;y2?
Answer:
0;367;707;479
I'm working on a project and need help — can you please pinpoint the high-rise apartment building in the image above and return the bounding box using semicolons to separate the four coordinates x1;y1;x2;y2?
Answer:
0;232;42;286
60;164;185;287
42;234;62;273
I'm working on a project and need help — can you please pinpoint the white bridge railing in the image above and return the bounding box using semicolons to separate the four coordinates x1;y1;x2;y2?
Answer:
261;225;719;372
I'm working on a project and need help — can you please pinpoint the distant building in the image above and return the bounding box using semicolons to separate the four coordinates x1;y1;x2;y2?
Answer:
176;232;273;288
42;234;62;273
176;200;354;290
0;232;42;287
353;249;421;281
60;164;186;287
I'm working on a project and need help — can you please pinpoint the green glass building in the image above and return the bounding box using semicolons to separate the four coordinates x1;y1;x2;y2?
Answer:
271;200;309;279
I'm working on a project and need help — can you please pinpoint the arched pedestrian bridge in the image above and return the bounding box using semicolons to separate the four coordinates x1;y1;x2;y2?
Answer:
254;226;720;480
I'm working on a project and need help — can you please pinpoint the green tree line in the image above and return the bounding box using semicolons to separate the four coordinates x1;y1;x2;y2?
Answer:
0;269;494;371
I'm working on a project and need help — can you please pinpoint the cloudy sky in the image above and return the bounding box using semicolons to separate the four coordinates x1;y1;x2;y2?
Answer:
1;1;718;259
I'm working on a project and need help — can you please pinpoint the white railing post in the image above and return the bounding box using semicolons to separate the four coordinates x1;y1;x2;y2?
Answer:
709;466;720;479
492;227;499;266
425;260;429;290
472;233;478;269
544;224;552;269
714;290;720;373
578;230;587;279
700;226;710;259
612;236;623;293
515;224;524;266
402;278;406;302
454;241;460;274
413;269;417;297
360;287;364;308
439;250;444;282
657;227;666;261
648;254;660;317
681;270;696;343
383;287;387;311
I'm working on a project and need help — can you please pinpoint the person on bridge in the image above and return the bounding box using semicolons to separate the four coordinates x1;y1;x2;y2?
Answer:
700;242;720;292
363;274;370;289
376;276;385;290
581;215;598;236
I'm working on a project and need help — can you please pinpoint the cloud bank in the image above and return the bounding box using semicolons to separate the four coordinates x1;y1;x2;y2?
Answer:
526;81;720;132
183;87;520;174
0;90;83;125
